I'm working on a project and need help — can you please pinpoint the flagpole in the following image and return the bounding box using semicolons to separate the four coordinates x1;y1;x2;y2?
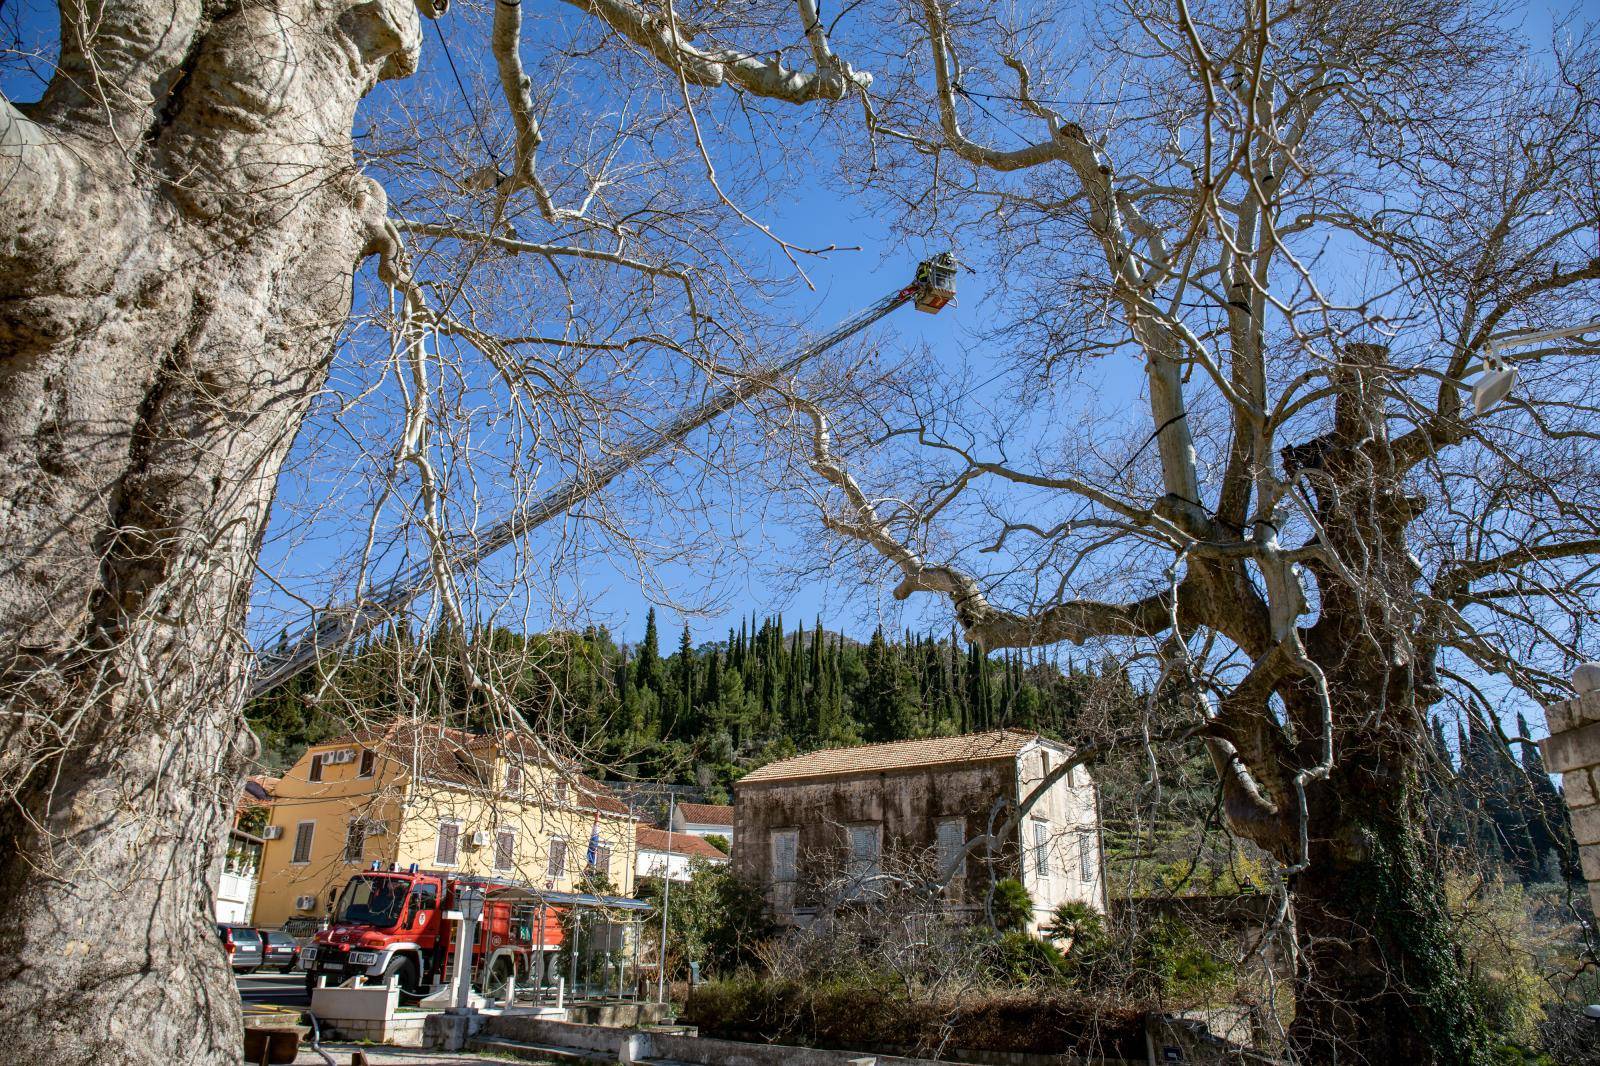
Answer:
656;792;674;1003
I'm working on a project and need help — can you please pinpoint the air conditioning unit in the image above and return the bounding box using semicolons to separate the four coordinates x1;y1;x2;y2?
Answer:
330;749;356;764
294;895;317;911
469;830;492;847
261;825;284;840
363;822;387;836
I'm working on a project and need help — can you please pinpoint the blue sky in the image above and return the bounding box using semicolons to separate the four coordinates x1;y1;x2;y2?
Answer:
3;1;1592;738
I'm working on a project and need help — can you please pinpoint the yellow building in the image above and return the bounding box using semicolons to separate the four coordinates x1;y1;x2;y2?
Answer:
253;725;638;929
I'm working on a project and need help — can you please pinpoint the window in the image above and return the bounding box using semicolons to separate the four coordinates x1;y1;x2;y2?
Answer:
1039;750;1051;778
291;821;316;864
308;754;324;783
770;829;798;882
334;875;407;926
358;749;375;778
1079;830;1095;882
405;881;438;927
847;824;881;892
592;842;612;877
343;821;366;863
434;821;460;866
494;829;516;872
505;762;522;792
935;817;966;879
553;781;570;805
547;837;568;878
1033;820;1051;877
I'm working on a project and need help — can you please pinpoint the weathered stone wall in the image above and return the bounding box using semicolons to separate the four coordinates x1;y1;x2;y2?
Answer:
732;745;1104;924
1539;686;1600;913
733;758;1019;912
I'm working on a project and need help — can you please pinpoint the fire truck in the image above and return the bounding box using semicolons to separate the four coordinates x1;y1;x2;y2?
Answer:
301;864;562;998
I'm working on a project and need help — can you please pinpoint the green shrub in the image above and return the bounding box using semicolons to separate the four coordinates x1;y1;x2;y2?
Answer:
639;859;774;980
989;930;1070;985
988;877;1034;932
1131;916;1233;1001
1043;901;1107;955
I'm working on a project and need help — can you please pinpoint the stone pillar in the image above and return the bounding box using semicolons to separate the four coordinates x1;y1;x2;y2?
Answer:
1538;665;1600;913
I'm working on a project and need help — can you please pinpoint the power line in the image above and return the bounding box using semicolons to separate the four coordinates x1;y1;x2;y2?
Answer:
433;20;496;161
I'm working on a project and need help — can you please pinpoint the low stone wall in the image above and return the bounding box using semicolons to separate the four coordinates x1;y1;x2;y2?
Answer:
1540;684;1600;915
565;1000;675;1027
322;1014;428;1048
478;1015;1271;1066
479;1017;939;1064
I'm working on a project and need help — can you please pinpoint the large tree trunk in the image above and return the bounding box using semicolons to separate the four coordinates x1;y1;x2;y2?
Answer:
0;2;421;1061
1264;344;1490;1065
1290;750;1486;1065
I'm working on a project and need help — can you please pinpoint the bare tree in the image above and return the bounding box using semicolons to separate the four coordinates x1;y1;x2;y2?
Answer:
477;0;1597;1061
688;4;1598;1063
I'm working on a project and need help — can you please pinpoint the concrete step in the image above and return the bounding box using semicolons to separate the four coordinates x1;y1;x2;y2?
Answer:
469;1036;615;1063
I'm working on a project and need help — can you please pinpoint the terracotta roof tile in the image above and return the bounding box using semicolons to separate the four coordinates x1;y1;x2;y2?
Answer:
636;826;728;860
735;729;1042;785
576;775;632;818
675;802;733;826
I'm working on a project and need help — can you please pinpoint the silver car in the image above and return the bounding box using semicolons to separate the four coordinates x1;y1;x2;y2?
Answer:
217;923;264;973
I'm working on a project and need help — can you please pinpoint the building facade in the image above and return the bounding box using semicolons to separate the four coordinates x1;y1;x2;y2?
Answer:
732;729;1105;931
253;726;637;928
215;776;277;923
635;826;729;883
669;802;734;850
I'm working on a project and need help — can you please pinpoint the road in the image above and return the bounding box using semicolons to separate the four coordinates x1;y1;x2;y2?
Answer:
237;970;309;1008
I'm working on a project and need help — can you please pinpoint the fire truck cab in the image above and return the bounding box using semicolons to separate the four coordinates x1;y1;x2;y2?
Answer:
302;866;559;999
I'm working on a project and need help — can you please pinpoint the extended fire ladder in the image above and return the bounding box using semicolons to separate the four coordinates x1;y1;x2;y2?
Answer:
248;255;958;698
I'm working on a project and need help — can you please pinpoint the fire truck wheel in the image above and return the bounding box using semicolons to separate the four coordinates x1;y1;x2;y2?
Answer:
486;958;515;1001
383;955;422;1000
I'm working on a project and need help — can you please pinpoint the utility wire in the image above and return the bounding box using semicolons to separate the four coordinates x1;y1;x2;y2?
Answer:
433;20;497;161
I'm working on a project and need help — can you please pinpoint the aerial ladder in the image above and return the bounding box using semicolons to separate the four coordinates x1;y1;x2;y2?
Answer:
248;254;958;698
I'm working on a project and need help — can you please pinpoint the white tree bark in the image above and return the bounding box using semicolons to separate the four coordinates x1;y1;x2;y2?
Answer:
0;1;425;1060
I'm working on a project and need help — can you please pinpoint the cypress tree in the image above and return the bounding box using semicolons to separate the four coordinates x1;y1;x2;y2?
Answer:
703;646;722;707
635;607;662;694
809;616;826;706
675;623;695;731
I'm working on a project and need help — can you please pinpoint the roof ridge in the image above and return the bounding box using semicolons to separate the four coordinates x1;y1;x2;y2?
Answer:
736;728;1047;785
759;726;1037;760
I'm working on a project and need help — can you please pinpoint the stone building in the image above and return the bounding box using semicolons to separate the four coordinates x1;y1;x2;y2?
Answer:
732;729;1105;931
1540;665;1600;914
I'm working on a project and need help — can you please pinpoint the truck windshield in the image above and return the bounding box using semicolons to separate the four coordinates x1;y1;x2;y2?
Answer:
334;876;409;927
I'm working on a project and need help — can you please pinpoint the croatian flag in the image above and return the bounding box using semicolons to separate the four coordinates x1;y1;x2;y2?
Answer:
586;816;600;868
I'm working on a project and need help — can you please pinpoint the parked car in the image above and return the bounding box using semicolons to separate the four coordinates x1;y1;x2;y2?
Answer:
216;923;264;973
257;928;300;973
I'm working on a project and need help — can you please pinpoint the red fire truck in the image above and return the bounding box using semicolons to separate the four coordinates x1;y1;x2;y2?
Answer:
301;865;562;998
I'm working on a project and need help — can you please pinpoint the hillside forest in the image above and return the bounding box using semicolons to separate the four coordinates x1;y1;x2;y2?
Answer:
247;611;1576;893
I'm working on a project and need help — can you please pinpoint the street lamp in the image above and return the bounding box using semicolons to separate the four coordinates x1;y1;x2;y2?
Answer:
1470;317;1600;415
